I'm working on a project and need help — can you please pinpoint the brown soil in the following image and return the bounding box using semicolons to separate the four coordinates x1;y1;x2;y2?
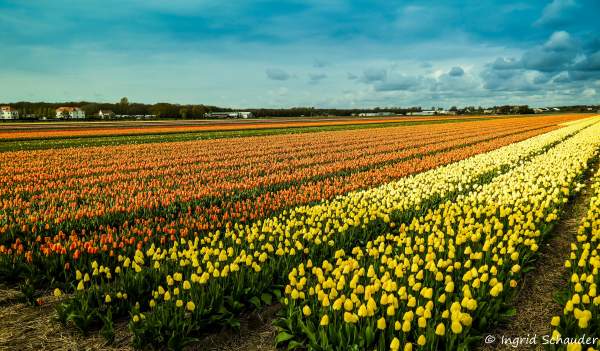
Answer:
0;285;279;351
0;290;132;351
193;304;279;351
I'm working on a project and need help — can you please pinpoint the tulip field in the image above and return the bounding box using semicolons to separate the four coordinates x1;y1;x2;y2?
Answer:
0;115;484;141
1;114;600;350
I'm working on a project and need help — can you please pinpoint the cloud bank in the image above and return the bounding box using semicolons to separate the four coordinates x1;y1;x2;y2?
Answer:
1;0;599;107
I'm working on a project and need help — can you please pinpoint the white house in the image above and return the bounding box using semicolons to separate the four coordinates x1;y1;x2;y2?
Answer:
238;111;253;119
56;107;85;119
98;110;115;119
1;106;19;120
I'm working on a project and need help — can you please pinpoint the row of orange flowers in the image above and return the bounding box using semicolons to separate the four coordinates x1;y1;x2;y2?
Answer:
0;118;571;244
0;115;498;140
0;120;512;186
3;116;561;181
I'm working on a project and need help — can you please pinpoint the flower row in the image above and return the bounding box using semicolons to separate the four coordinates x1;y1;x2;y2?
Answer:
0;115;489;140
551;167;600;350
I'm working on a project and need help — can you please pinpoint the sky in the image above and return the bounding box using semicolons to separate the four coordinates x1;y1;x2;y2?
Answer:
1;0;600;108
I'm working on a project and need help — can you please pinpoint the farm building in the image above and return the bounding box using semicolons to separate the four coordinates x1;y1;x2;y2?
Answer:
357;112;394;117
98;110;115;119
205;111;254;119
0;106;19;119
407;110;437;116
56;107;86;119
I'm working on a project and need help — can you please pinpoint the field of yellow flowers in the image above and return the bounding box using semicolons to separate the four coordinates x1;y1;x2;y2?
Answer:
1;115;599;350
279;120;600;351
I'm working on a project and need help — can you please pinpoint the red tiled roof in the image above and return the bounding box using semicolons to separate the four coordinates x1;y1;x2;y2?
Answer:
56;107;82;112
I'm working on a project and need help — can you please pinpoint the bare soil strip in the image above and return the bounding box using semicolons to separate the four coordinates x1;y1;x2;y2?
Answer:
0;286;279;351
197;304;279;351
0;293;132;351
480;162;599;351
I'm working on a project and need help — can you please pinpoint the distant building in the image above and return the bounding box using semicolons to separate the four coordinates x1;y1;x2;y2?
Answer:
56;107;85;119
205;111;254;119
407;110;437;116
436;110;456;115
98;110;115;119
1;106;19;120
357;112;394;117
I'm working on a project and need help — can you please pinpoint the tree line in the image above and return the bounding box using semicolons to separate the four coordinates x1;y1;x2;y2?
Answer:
1;99;425;119
2;98;597;120
3;98;225;119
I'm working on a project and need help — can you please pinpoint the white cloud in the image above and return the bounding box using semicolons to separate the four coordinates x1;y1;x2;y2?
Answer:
534;0;577;26
544;31;576;51
582;88;596;97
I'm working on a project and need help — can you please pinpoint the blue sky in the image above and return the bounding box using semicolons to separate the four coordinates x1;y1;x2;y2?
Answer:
1;0;600;108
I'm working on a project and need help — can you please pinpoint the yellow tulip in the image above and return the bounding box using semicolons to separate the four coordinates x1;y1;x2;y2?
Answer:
435;322;445;336
344;299;354;312
344;312;358;324
320;314;329;326
303;305;311;317
377;317;386;330
451;321;463;334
